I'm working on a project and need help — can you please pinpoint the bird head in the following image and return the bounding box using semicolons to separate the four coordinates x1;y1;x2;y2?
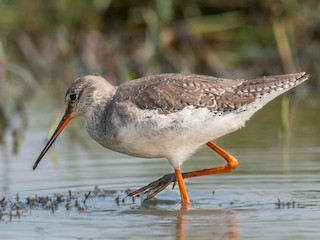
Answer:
33;74;115;170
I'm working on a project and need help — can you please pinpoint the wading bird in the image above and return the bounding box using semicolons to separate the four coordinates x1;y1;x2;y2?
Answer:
33;72;308;209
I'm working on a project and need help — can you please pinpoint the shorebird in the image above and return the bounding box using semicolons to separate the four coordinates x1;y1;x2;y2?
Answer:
33;72;308;208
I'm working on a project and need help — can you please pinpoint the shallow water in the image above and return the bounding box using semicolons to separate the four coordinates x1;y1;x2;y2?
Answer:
0;91;320;239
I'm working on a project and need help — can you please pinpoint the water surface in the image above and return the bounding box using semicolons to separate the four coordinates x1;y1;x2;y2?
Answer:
0;92;319;239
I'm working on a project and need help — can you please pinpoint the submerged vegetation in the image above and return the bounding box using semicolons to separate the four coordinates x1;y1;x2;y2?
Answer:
0;186;302;223
0;186;118;222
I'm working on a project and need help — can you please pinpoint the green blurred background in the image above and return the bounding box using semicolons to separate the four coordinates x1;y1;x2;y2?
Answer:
0;0;319;149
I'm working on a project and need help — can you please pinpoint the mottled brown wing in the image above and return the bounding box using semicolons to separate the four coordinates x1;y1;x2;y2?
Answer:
114;72;308;114
115;74;251;113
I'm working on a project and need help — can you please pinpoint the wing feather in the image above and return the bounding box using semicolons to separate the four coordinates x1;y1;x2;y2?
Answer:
113;72;307;114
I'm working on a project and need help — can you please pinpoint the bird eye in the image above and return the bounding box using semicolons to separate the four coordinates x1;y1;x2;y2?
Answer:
69;93;77;102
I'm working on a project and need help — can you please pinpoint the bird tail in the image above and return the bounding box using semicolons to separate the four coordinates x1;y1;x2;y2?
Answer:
235;72;309;97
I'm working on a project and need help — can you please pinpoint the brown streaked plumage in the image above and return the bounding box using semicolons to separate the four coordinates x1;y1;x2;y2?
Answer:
114;73;307;113
33;72;309;209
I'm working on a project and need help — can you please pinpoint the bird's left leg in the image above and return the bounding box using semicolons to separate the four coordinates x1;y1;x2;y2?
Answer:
174;168;191;208
127;168;190;208
128;141;238;200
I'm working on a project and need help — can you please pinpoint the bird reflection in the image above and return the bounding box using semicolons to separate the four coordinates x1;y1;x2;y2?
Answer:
175;210;239;240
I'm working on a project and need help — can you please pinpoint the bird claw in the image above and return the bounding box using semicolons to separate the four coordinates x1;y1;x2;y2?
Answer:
127;173;176;201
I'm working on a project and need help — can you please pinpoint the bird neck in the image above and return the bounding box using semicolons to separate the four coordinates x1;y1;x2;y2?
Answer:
85;85;117;145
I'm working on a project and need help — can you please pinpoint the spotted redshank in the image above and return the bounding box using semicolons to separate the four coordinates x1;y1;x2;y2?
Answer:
33;72;308;208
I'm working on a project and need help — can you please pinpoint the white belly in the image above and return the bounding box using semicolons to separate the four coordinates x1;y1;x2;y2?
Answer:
107;106;247;168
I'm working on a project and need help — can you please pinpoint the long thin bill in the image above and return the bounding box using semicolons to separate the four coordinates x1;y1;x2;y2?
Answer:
33;113;73;170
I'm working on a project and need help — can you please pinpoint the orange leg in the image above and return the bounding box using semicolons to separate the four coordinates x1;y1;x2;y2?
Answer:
182;141;238;179
175;168;191;209
128;141;238;205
